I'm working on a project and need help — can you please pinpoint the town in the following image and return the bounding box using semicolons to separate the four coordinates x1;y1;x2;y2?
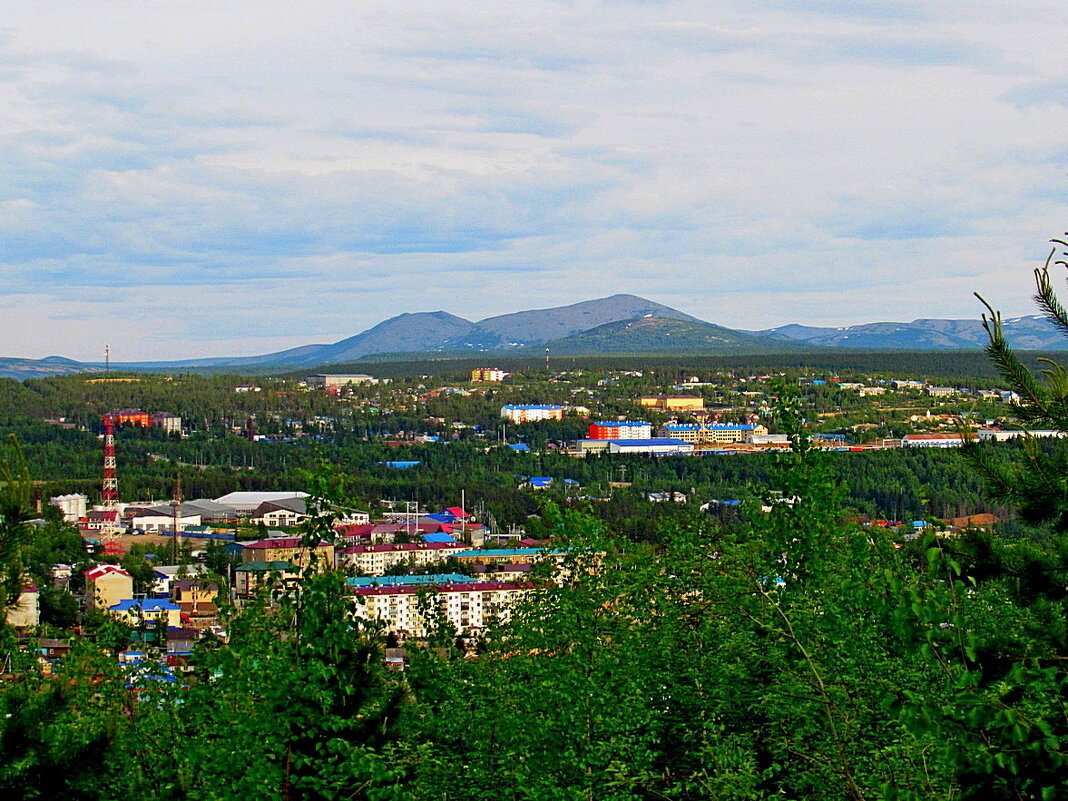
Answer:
1;356;1054;671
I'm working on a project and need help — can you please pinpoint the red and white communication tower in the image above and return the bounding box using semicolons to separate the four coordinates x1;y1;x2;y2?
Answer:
101;413;119;508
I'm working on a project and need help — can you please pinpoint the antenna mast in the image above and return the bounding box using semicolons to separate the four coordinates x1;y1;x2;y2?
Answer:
101;413;119;509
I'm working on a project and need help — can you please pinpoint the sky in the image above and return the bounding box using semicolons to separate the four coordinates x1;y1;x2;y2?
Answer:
2;0;1068;361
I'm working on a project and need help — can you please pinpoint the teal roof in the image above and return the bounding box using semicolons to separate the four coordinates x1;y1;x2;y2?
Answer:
453;548;564;558
236;561;296;572
347;574;470;588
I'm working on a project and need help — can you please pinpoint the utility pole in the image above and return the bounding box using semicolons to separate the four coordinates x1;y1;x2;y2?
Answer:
171;472;183;565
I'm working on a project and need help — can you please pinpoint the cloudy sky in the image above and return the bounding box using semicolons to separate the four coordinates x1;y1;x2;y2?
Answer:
2;1;1067;360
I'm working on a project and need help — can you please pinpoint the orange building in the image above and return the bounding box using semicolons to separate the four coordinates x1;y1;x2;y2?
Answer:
110;408;152;426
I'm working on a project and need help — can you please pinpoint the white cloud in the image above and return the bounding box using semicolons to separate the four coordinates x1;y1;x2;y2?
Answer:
1;0;1067;359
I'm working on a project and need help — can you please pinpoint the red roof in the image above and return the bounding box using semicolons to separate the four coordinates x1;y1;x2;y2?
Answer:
85;564;132;580
335;524;374;538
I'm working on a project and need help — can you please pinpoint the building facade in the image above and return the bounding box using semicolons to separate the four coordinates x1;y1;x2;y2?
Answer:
587;421;652;440
353;581;530;638
470;368;506;382
500;405;565;423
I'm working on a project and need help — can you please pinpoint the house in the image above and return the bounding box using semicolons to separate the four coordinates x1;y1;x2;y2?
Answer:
151;564;210;596
36;638;72;672
83;509;122;534
171;579;220;627
109;598;182;629
85;565;134;609
249;497;309;528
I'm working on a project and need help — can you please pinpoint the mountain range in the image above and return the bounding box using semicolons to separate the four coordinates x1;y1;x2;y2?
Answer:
2;295;1066;379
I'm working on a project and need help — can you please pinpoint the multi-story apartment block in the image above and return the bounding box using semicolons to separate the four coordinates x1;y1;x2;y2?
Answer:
659;422;768;444
638;396;705;412
241;536;335;571
500;404;565;423
353;581;531;638
471;368;506;382
337;542;468;575
306;374;379;388
587;421;652;440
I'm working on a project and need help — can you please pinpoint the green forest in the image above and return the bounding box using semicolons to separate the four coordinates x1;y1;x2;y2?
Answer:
3;394;1068;799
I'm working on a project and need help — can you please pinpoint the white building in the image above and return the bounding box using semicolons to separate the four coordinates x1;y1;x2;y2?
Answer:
337;542;467;575
977;429;1066;442
249;497;309;528
307;374;379;388
901;433;967;448
607;438;694;455
353;581;530;638
500;405;565;423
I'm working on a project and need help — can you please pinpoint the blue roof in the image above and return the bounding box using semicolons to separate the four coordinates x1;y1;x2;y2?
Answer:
507;443;531;451
592;421;648;427
662;423;756;431
501;404;564;410
110;598;180;612
382;461;421;469
528;477;553;486
347;574;471;587
421;532;460;544
454;548;563;558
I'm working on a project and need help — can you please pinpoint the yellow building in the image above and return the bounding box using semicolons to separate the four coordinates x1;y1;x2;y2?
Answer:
241;536;335;571
638;396;705;412
85;565;134;610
